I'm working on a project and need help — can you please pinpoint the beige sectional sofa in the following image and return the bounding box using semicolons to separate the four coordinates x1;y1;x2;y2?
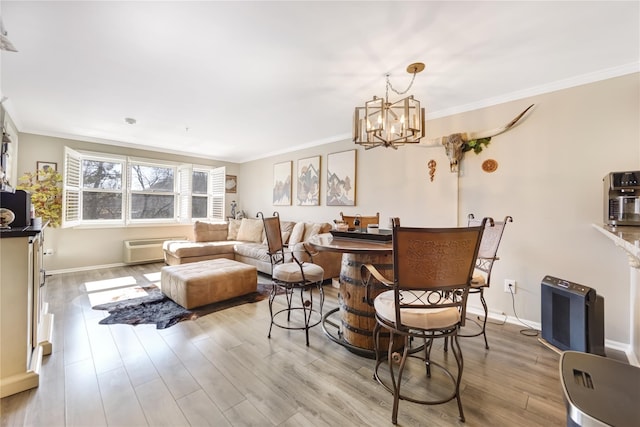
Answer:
162;218;341;279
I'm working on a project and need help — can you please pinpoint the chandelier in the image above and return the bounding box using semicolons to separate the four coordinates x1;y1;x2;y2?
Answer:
0;18;18;52
353;62;425;149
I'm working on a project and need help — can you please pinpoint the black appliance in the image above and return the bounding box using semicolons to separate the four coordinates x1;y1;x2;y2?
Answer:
541;276;605;356
0;189;31;228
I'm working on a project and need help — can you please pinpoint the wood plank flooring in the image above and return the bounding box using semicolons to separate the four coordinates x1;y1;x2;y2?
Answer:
2;263;569;426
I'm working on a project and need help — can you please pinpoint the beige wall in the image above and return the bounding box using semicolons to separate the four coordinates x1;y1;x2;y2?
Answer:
14;73;640;352
239;74;639;349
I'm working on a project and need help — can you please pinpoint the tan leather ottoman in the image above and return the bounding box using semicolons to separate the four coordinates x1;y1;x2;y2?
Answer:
160;258;258;309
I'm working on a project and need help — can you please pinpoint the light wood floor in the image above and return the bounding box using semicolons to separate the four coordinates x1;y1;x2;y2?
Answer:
2;262;569;426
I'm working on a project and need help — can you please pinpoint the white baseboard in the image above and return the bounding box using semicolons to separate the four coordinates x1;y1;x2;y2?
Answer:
466;306;636;365
47;262;128;275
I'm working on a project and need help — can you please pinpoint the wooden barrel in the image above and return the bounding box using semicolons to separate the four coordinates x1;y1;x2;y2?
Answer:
339;252;401;351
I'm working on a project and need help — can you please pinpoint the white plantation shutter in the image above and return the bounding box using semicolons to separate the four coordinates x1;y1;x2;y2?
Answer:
178;164;192;223
62;146;81;227
211;166;225;220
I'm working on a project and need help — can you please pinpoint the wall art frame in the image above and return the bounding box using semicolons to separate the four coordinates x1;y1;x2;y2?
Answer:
37;161;57;172
296;155;320;206
36;161;57;181
273;161;292;206
326;149;356;206
225;174;237;193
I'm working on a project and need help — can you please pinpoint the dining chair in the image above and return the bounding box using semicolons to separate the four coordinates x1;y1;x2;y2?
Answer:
461;214;513;349
258;211;325;346
361;217;486;424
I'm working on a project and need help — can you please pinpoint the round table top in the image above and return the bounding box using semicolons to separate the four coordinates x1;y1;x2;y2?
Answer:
307;233;392;254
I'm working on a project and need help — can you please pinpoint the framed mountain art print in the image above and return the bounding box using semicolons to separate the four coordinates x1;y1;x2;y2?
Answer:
326;150;356;206
273;161;292;206
297;156;320;206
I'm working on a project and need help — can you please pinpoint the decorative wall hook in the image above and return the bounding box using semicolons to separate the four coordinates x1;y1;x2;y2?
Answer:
427;159;436;182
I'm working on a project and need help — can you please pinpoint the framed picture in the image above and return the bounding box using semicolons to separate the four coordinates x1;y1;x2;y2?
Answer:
296;156;320;206
326;149;356;206
273;161;292;206
36;161;57;180
37;161;57;172
225;175;237;193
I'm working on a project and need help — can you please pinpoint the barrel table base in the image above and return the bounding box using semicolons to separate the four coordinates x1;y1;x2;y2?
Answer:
322;252;402;357
322;307;377;358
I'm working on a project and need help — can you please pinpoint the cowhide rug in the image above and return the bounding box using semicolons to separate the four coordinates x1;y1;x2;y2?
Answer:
93;281;272;329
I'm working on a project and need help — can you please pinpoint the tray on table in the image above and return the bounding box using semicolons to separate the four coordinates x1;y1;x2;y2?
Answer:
330;229;392;242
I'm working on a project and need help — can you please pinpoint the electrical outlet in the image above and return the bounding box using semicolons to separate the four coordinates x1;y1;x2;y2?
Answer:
504;279;516;293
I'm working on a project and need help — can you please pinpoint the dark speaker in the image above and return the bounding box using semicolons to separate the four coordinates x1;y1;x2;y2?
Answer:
541;276;605;356
0;189;31;228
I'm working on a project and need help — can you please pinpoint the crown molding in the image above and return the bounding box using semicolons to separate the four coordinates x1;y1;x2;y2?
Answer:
427;62;640;120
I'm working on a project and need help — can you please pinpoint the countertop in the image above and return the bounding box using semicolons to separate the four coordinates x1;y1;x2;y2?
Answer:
0;225;44;238
592;224;640;264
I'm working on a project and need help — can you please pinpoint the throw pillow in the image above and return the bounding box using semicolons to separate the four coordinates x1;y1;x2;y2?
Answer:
280;221;296;239
262;229;293;246
237;218;264;243
288;221;305;246
194;221;228;242
302;223;322;241
227;219;242;240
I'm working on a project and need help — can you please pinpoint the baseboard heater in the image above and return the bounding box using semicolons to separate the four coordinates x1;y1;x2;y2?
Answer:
123;237;185;264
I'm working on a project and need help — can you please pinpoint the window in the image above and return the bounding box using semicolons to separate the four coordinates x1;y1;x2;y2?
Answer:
63;147;226;227
129;162;176;220
81;159;123;220
191;169;209;219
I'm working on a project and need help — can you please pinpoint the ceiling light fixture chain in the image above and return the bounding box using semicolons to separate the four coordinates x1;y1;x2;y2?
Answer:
353;62;426;149
385;69;418;99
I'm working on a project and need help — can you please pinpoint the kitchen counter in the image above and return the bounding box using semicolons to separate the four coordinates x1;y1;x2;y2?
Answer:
0;225;44;238
593;224;640;266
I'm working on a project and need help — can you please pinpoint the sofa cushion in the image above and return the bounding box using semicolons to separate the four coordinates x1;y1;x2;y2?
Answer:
227;219;242;240
164;240;237;258
233;242;272;263
194;221;229;242
237;218;264;242
234;242;294;264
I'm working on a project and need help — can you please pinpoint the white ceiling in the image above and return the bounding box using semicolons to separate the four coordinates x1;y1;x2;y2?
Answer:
1;1;638;163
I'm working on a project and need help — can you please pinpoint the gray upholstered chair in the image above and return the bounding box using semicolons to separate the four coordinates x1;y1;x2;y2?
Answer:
361;217;486;424
258;211;324;346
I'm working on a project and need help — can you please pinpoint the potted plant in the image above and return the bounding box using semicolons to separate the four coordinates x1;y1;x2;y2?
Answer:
17;167;63;227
